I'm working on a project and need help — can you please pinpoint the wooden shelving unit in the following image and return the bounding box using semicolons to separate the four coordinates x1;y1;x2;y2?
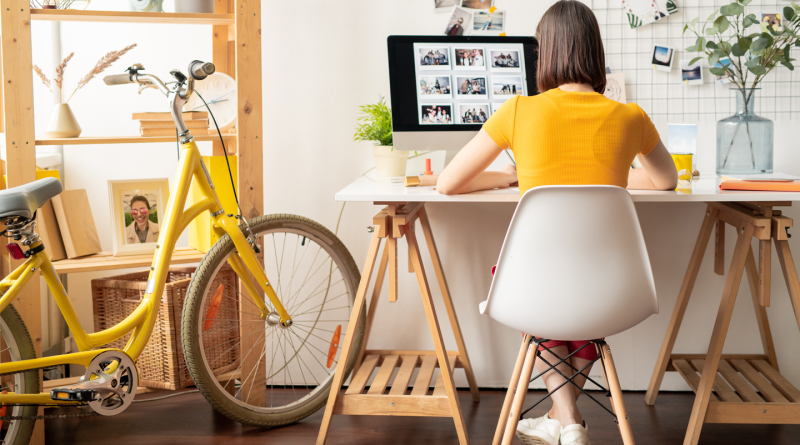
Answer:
0;2;263;443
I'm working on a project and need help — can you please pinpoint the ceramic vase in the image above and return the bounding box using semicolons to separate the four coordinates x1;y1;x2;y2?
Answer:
174;0;214;13
45;103;82;138
716;88;773;174
373;145;408;177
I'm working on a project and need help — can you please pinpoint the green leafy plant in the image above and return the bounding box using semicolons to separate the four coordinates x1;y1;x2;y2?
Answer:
683;1;799;89
353;96;393;147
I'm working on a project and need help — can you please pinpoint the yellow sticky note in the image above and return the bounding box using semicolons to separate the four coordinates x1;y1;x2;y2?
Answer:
489;6;496;13
499;32;506;36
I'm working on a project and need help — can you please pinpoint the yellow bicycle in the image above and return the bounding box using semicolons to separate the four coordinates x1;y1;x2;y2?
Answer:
0;61;364;444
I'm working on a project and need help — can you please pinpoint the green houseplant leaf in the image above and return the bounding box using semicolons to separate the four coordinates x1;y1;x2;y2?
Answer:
353;96;393;147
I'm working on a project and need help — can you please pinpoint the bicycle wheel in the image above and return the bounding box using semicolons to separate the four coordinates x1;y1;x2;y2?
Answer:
0;304;40;445
182;214;365;427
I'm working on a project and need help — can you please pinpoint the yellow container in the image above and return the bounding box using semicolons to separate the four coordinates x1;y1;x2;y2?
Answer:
670;153;693;182
188;156;238;253
4;169;61;189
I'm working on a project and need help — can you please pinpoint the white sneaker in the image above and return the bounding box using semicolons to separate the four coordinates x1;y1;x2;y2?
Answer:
560;421;590;445
515;413;561;445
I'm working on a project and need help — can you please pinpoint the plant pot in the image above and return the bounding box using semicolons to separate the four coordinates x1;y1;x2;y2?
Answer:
45;103;82;138
372;145;408;177
716;88;773;174
174;0;214;13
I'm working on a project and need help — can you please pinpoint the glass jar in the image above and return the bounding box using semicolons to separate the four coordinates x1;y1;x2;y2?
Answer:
716;88;773;175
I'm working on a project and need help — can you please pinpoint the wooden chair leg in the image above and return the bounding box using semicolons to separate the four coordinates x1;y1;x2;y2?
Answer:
599;344;635;445
493;335;532;445
745;246;779;370
501;341;537;445
684;223;754;445
646;206;718;405
316;230;384;445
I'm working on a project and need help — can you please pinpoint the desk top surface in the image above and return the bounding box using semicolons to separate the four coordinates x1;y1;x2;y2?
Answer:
336;175;800;203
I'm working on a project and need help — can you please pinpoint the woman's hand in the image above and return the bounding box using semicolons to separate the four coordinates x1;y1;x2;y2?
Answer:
500;164;519;188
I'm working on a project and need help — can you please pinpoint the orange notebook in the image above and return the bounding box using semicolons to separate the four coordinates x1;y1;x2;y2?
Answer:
720;180;800;192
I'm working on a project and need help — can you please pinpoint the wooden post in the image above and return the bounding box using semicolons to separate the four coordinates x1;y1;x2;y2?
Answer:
715;220;725;276
492;335;531;445
600;344;635;445
212;0;232;157
0;3;44;444
501;341;537;445
745;247;779;370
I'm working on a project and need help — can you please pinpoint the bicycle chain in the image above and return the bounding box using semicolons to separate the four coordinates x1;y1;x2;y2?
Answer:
0;365;99;421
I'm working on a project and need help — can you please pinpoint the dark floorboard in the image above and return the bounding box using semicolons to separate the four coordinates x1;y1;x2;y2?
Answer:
44;389;800;444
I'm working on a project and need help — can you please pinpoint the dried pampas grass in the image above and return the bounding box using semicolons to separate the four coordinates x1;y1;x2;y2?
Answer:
33;65;51;91
67;43;136;103
55;52;74;102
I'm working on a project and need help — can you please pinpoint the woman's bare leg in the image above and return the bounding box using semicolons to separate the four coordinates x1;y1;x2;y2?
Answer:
535;345;594;426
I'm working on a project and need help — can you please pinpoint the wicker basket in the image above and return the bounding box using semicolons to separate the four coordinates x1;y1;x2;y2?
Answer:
91;266;239;390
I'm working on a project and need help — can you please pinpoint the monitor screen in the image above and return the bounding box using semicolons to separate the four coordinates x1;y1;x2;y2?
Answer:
388;35;538;135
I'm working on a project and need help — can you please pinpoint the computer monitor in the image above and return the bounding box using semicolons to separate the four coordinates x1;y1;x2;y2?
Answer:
388;35;538;152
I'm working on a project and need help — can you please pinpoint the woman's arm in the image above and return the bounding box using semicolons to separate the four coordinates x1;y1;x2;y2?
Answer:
627;139;679;190
437;129;517;195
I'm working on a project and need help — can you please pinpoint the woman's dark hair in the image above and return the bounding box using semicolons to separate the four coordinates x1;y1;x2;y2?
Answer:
130;195;151;210
536;0;606;94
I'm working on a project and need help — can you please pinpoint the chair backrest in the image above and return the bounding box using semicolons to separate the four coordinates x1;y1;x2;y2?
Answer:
480;185;658;341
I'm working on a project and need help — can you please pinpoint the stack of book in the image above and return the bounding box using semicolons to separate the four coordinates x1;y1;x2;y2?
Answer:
133;111;210;137
720;174;800;191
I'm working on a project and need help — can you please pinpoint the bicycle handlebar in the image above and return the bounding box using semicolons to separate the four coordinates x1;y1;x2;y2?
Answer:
103;73;134;85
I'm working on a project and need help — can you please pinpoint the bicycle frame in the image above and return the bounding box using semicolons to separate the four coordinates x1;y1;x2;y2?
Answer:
0;138;291;406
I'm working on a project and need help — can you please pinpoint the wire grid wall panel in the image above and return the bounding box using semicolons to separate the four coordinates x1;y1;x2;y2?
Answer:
588;0;800;122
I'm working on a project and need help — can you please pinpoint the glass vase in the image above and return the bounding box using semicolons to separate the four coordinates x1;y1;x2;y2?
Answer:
716;88;773;175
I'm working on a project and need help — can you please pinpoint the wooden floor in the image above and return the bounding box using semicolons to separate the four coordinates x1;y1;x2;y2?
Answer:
45;389;800;444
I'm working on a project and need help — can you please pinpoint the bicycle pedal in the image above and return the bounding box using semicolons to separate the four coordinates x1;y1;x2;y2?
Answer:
50;388;98;403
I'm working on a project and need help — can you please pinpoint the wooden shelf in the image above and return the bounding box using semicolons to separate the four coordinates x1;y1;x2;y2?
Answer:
30;9;234;25
35;134;236;146
51;248;206;274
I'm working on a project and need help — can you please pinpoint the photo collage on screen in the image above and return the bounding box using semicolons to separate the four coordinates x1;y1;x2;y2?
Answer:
414;42;525;125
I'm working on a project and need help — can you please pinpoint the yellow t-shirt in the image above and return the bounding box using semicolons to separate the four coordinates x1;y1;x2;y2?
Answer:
484;89;661;194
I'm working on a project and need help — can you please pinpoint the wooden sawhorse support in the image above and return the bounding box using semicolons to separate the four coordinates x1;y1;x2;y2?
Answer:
645;201;800;445
317;203;480;445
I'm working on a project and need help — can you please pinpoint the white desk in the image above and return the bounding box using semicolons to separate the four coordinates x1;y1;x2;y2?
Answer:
335;175;800;203
328;174;800;445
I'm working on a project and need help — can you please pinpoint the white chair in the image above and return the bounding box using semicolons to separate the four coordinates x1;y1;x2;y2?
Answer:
480;185;659;445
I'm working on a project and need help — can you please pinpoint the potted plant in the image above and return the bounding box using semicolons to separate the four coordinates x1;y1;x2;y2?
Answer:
354;96;408;177
684;1;800;174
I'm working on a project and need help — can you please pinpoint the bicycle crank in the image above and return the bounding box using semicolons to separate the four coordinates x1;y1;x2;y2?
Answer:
50;350;138;416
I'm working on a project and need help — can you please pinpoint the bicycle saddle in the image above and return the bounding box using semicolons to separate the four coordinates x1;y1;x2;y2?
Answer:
0;178;63;219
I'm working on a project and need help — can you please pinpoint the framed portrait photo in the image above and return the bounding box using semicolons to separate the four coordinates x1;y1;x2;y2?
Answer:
109;179;170;256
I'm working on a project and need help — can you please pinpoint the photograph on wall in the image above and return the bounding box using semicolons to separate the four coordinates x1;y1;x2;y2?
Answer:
651;45;675;72
453;47;486;69
434;0;459;13
603;72;627;103
622;0;678;29
492;76;524;98
461;0;493;10
680;59;704;86
421;104;454;124
713;57;732;84
444;7;472;36
457;103;490;124
456;76;488;98
418;75;452;97
418;46;451;70
108;178;170;256
490;49;521;71
473;10;505;34
760;12;786;33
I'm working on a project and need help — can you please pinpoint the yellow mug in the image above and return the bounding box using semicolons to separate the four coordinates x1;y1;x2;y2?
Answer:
670;153;693;183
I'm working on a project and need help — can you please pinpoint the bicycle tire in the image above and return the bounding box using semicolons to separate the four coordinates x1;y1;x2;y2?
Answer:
181;214;365;427
0;304;40;445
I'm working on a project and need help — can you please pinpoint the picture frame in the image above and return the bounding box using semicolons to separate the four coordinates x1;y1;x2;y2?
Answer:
108;178;170;256
652;45;675;72
680;59;704;86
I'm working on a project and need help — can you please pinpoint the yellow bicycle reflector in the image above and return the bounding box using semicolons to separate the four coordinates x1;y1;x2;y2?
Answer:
326;325;342;368
204;284;226;331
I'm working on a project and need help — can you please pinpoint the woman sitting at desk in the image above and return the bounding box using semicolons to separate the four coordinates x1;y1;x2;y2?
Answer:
437;1;677;445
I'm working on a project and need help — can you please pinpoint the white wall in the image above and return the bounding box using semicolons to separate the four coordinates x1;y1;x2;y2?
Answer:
26;0;800;391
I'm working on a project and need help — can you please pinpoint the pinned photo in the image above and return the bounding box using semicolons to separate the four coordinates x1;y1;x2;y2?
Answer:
456;76;488;98
761;12;785;33
490;49;521;71
418;75;452;98
421;104;453;125
418;47;451;70
713;58;732;84
651;45;675;72
680;59;704;86
434;0;459;13
445;7;472;36
461;0;493;10
473;10;505;34
458;103;491;124
453;47;486;70
492;76;524;98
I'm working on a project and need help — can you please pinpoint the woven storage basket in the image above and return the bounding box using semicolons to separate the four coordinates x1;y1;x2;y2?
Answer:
92;266;240;390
